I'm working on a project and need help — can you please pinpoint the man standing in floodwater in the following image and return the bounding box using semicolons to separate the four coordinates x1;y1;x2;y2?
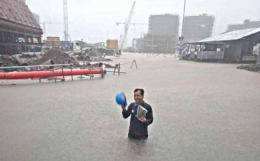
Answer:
121;88;154;139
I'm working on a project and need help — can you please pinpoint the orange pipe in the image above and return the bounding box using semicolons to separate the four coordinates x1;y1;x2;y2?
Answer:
0;68;103;79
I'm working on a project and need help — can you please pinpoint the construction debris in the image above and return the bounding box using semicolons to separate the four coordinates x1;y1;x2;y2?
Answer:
80;62;115;68
90;63;115;68
31;49;79;66
0;55;19;66
13;53;42;65
237;64;260;73
92;56;113;62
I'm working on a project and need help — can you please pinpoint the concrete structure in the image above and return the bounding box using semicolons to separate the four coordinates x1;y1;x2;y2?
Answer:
182;14;215;43
132;38;144;52
0;0;43;55
143;14;179;53
227;19;260;32
185;28;260;63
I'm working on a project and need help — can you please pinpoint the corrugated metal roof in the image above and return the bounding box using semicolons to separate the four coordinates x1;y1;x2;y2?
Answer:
200;28;260;43
0;0;41;29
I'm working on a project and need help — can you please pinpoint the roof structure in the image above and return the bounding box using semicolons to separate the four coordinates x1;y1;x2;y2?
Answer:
0;0;41;29
200;28;260;43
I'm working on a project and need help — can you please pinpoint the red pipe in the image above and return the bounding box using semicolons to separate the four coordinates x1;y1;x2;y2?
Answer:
0;68;103;79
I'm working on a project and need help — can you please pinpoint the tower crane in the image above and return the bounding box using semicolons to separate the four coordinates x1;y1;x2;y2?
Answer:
26;0;71;41
42;0;70;41
40;21;73;41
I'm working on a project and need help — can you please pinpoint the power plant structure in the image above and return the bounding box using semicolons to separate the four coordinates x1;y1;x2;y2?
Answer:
226;19;260;32
182;14;215;43
143;14;180;53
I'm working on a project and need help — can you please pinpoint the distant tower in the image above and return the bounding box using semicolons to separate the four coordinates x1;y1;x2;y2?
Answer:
63;0;69;41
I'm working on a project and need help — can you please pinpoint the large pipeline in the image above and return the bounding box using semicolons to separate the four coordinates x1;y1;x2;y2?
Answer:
0;68;103;79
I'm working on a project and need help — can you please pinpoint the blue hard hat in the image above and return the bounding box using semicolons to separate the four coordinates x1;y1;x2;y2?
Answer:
115;92;127;106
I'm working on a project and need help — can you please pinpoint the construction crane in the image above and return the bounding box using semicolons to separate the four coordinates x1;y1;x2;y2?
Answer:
117;22;146;49
40;21;73;41
119;1;136;50
40;22;63;40
26;0;70;41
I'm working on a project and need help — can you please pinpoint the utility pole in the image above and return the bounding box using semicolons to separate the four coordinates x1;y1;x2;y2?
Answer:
181;0;187;40
63;0;69;41
42;23;46;40
179;0;186;57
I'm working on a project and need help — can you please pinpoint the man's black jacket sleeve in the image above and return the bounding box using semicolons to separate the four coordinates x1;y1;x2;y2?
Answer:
122;103;133;118
145;105;153;125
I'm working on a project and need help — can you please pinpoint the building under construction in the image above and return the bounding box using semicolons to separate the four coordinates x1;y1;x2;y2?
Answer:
132;38;143;52
143;14;179;53
226;19;260;32
182;14;215;43
0;0;43;55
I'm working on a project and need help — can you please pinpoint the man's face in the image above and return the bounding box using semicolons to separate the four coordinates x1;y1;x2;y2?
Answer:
134;91;144;105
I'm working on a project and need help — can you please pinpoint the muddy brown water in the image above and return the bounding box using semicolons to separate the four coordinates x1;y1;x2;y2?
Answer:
0;53;260;161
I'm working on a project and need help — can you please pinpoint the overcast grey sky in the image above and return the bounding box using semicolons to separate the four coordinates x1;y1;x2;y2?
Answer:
28;0;260;45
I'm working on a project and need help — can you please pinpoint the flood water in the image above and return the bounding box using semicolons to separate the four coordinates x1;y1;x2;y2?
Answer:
0;53;260;161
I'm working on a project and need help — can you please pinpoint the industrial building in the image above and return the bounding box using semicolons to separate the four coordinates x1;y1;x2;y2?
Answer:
143;14;179;53
0;0;43;55
132;38;144;52
182;14;215;43
226;19;260;32
184;28;260;63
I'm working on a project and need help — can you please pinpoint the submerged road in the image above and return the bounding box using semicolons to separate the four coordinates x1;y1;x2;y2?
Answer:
0;53;259;161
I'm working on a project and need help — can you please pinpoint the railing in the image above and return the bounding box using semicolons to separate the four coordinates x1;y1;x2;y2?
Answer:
105;60;138;75
197;51;224;60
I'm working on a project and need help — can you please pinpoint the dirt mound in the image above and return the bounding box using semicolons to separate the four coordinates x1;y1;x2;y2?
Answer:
32;49;78;66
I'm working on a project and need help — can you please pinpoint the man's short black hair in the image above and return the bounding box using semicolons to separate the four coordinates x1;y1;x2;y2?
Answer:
134;88;144;96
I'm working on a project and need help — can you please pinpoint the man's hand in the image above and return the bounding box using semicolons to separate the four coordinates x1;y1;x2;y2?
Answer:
121;106;126;111
138;117;147;123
